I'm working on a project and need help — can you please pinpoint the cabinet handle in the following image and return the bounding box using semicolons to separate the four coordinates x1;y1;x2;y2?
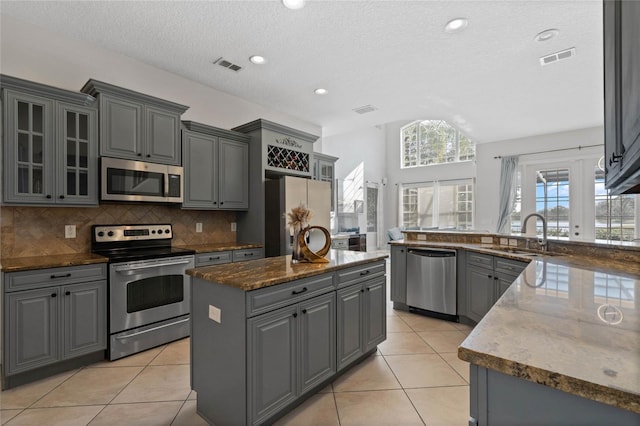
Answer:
291;287;308;295
244;253;253;257
494;277;498;280
220;202;224;205
46;195;52;199
137;153;142;156
292;312;298;318
59;195;65;199
65;291;71;296
51;273;72;279
487;275;492;278
209;256;220;261
302;309;307;314
360;270;370;276
609;153;623;166
51;293;57;298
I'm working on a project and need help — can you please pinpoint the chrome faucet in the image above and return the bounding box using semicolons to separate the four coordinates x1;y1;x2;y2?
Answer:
521;213;547;252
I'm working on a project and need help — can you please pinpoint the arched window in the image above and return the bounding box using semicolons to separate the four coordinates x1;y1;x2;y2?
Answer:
401;120;475;168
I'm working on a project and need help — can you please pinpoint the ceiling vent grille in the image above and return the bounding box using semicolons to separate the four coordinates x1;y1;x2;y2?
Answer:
353;105;378;115
539;47;575;66
213;57;242;72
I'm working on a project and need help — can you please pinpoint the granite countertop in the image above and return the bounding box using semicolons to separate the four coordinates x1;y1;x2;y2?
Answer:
187;249;388;291
391;240;640;413
1;253;109;272
174;242;263;253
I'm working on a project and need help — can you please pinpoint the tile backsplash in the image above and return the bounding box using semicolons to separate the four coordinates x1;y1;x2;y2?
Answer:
0;204;237;258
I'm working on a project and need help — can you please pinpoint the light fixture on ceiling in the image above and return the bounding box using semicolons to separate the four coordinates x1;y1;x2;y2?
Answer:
282;0;305;10
444;18;468;33
249;55;266;65
535;29;559;42
314;88;328;95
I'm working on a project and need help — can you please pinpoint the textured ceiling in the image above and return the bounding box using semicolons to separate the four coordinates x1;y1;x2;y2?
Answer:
0;0;603;142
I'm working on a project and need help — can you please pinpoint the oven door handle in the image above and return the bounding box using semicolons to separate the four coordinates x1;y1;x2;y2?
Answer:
114;317;190;340
114;259;192;273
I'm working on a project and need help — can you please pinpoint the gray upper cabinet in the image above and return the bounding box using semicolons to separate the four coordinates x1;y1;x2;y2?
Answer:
312;152;338;211
182;121;250;210
81;79;188;166
1;75;98;206
603;0;640;194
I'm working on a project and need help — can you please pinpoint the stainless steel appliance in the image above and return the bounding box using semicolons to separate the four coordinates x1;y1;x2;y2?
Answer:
406;248;457;317
264;175;331;257
101;157;183;203
92;224;195;360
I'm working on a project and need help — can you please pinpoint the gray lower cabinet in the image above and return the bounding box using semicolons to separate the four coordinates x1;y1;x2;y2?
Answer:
191;260;386;426
182;122;250;210
337;275;386;371
390;245;407;304
194;248;264;267
2;264;107;388
2;75;98;205
466;252;528;323
248;292;336;424
81;79;189;165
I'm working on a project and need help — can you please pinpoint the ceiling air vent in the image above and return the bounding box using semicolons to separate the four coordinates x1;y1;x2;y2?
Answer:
213;57;242;72
353;105;378;115
539;47;575;66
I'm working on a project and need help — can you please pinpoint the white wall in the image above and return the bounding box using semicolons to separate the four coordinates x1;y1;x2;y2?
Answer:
475;126;604;232
0;15;321;136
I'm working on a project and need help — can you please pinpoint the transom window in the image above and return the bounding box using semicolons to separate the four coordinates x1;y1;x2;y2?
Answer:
401;120;475;168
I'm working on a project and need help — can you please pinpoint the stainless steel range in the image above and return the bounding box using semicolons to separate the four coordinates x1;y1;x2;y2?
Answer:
91;224;195;360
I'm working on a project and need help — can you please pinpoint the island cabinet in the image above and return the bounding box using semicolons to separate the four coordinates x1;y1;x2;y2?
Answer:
194;248;264;267
603;0;640;194
1;75;99;206
81;79;189;165
389;245;407;304
466;252;528;323
2;263;107;389
189;257;386;426
182;121;250;210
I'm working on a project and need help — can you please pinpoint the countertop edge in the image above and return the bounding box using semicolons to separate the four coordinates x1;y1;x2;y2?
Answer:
458;347;640;414
1;255;109;272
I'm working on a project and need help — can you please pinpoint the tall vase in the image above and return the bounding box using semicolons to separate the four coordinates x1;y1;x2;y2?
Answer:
291;225;304;263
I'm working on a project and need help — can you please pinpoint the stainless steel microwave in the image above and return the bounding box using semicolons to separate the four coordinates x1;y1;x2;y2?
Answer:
101;157;183;203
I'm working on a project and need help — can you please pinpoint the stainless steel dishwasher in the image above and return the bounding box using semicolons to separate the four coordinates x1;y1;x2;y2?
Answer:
406;248;457;316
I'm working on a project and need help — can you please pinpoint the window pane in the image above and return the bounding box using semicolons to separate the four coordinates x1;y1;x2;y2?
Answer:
18;101;29;131
400;181;473;230
595;167;636;242
67;111;76;138
401;120;475;167
79;141;88;168
32;135;43;164
67;169;77;195
536;168;570;238
32;104;43;133
79;170;88;196
67;140;76;167
18;133;29;162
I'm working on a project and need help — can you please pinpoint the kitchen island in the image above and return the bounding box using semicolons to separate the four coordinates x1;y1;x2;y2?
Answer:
186;250;388;426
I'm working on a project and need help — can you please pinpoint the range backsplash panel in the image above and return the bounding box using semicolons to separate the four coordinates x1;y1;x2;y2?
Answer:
0;204;236;258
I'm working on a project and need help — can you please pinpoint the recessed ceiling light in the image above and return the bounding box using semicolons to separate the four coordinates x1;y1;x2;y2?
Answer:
282;0;305;10
314;88;328;95
249;55;266;65
445;18;468;33
535;29;559;42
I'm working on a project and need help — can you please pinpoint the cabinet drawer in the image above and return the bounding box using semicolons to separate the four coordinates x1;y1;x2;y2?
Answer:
467;252;493;269
246;274;335;317
233;248;264;262
4;264;107;293
331;239;349;249
195;251;232;267
494;257;528;277
336;261;386;288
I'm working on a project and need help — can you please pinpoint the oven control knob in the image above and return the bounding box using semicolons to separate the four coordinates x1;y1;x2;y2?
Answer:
151;230;156;234
97;231;105;237
164;229;170;234
107;231;114;237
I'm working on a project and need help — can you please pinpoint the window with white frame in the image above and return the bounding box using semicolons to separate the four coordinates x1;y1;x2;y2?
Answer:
400;180;474;230
401;120;475;168
594;167;637;242
535;168;571;239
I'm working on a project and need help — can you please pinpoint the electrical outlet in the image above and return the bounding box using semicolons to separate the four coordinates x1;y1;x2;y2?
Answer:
231;222;237;232
64;225;76;239
499;238;508;246
509;239;518;247
417;234;427;240
209;305;221;323
481;236;493;244
196;223;203;233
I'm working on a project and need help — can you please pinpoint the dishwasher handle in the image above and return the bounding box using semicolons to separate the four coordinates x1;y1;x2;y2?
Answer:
407;249;456;258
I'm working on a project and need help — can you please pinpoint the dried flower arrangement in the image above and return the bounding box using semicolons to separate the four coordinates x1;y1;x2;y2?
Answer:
286;203;313;230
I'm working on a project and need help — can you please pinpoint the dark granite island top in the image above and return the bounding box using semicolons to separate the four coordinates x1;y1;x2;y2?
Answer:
186;249;389;291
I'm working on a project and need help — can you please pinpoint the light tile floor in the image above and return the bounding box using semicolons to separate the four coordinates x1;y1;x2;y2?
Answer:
1;259;474;425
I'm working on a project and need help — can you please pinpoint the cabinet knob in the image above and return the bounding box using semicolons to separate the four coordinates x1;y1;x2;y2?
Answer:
292;312;298;318
51;293;57;298
487;275;492;278
213;201;217;205
59;195;65;199
302;309;307;314
137;153;142;156
46;195;52;199
65;291;71;296
220;202;224;205
146;154;151;158
360;289;365;293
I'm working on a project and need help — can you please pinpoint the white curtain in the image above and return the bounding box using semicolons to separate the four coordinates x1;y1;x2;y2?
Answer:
496;155;519;233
